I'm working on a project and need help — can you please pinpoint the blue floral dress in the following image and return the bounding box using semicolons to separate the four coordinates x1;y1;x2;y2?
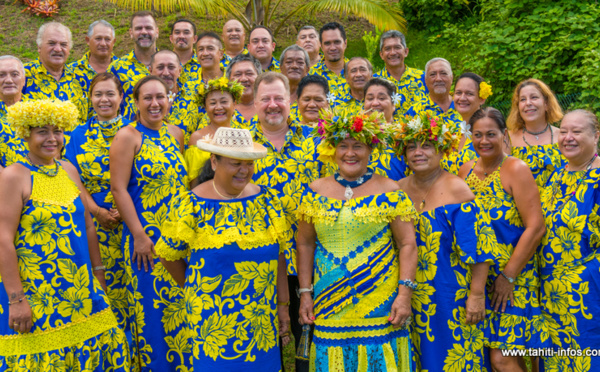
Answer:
297;189;417;372
511;144;567;189
0;161;129;371
0;102;26;168
465;159;550;350
441;137;478;175
119;122;190;371
156;186;288;371
64;115;130;327
411;202;494;372
539;168;600;371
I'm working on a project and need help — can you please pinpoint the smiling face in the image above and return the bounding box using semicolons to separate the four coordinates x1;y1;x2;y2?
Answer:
518;84;548;126
212;155;255;194
222;20;245;51
0;58;25;101
297;29;320;55
196;36;224;70
86;24;115;59
27;125;64;163
346;59;371;92
364;85;394;123
405;140;443;174
335;138;371;179
321;29;346;63
38;27;71;71
135;80;168;127
298;83;329;123
130;15;158;50
230;61;258;100
170;21;197;52
150;52;181;91
91;79;122;121
379;37;408;69
255;79;290;129
205;90;235;127
559;112;600;165
281;50;308;84
425;61;452;96
248;28;275;64
453;77;485;122
471;116;506;159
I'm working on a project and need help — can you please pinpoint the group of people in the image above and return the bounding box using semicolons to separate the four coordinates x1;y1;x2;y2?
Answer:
0;9;598;372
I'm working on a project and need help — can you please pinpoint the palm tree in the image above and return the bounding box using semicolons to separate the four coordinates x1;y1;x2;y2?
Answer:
108;0;406;35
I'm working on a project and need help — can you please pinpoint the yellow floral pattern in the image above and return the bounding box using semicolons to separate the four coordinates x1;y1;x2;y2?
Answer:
0;102;26;167
309;58;348;96
511;143;567;189
108;51;150;121
373;65;428;115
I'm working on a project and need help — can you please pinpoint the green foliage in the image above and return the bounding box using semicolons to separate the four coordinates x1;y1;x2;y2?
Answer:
361;27;383;68
398;0;476;33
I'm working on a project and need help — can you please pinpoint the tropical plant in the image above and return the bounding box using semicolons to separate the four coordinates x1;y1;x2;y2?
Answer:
108;0;407;36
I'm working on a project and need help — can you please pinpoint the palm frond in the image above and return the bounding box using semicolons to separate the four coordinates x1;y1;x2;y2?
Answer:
109;0;230;16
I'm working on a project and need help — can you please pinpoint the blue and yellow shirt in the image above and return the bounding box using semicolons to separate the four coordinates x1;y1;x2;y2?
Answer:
0;101;27;167
220;47;249;71
334;87;363;113
68;52;118;97
108;50;151;121
374;65;428;115
167;82;203;142
23;59;87;121
405;95;463;129
309;58;348;96
179;52;202;89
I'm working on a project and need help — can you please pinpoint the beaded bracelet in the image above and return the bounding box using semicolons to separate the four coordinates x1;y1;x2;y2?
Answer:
8;295;26;306
93;265;107;272
398;279;417;290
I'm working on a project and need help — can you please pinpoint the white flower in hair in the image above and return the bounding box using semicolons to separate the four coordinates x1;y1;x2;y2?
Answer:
459;121;472;139
407;115;422;131
167;91;176;104
391;92;402;107
326;92;336;104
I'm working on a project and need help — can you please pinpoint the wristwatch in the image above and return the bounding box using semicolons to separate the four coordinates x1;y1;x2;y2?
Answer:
500;271;515;284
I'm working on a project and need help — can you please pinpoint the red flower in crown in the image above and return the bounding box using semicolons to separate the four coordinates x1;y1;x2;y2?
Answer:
352;117;364;132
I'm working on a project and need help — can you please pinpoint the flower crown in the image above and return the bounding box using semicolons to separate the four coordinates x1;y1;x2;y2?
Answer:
313;108;388;162
197;77;245;107
7;99;79;138
479;81;493;100
390;112;460;156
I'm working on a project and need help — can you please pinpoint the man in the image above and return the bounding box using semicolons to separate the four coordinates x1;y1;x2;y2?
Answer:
23;22;86;121
279;45;309;123
0;55;27;167
69;20;117;98
196;32;224;82
109;11;159;120
250;72;319;372
406;58;462;128
170;19;200;87
335;57;372;112
296;26;321;68
226;54;261;125
248;26;280;73
148;50;200;140
374;30;428;115
220;19;248;69
309;22;348;95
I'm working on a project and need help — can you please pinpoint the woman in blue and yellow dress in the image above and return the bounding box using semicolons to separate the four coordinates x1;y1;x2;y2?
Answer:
391;113;494;372
458;107;549;372
507;79;566;188
0;100;129;371
441;72;492;175
297;110;418;371
539;110;600;372
110;76;189;371
65;72;130;327
156;127;291;370
186;77;244;188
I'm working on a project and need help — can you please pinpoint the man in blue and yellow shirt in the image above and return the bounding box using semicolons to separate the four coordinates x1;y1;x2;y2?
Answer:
248;26;280;73
196;32;225;83
170;19;200;89
374;30;428;115
220;19;248;70
0;55;27;167
309;22;348;96
23;22;86;121
280;45;310;124
296;26;321;68
109;11;158;120
334;57;372;112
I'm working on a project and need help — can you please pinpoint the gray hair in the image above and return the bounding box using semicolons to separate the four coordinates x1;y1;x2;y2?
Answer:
344;57;372;77
226;53;262;79
279;45;310;68
565;109;600;135
0;55;25;77
425;57;452;79
36;22;73;49
298;25;318;39
87;20;115;39
379;30;406;50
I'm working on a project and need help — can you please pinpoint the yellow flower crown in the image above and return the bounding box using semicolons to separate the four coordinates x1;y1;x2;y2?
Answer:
390;112;460;156
197;77;245;107
479;81;493;100
7;100;79;138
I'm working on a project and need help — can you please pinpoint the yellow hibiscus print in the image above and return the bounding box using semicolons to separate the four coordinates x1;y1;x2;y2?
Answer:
21;209;56;246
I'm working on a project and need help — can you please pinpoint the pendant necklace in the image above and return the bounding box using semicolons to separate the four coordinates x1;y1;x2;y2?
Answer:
334;169;374;200
212;180;244;199
523;123;553;145
416;172;442;211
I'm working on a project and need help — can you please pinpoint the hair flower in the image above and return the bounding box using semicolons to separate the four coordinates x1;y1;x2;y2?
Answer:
479;81;493;100
389;112;460;156
7;99;79;139
197;77;244;107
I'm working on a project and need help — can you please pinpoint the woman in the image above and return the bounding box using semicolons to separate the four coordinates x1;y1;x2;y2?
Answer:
539;109;600;371
186;77;244;188
297;110;417;371
110;76;189;371
0;100;129;370
507;79;566;188
441;72;492;174
391;113;493;371
65;72;129;327
156;127;291;370
295;75;331;126
458;107;548;372
364;77;396;125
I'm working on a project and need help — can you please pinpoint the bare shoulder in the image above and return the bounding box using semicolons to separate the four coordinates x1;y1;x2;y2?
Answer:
0;163;29;184
167;124;184;140
114;124;140;141
397;176;410;190
502;156;530;175
309;176;333;194
442;172;475;203
192;181;212;197
57;159;78;178
372;174;401;193
457;158;476;178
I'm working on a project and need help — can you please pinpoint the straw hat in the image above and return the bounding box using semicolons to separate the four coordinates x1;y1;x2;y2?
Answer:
196;127;267;160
